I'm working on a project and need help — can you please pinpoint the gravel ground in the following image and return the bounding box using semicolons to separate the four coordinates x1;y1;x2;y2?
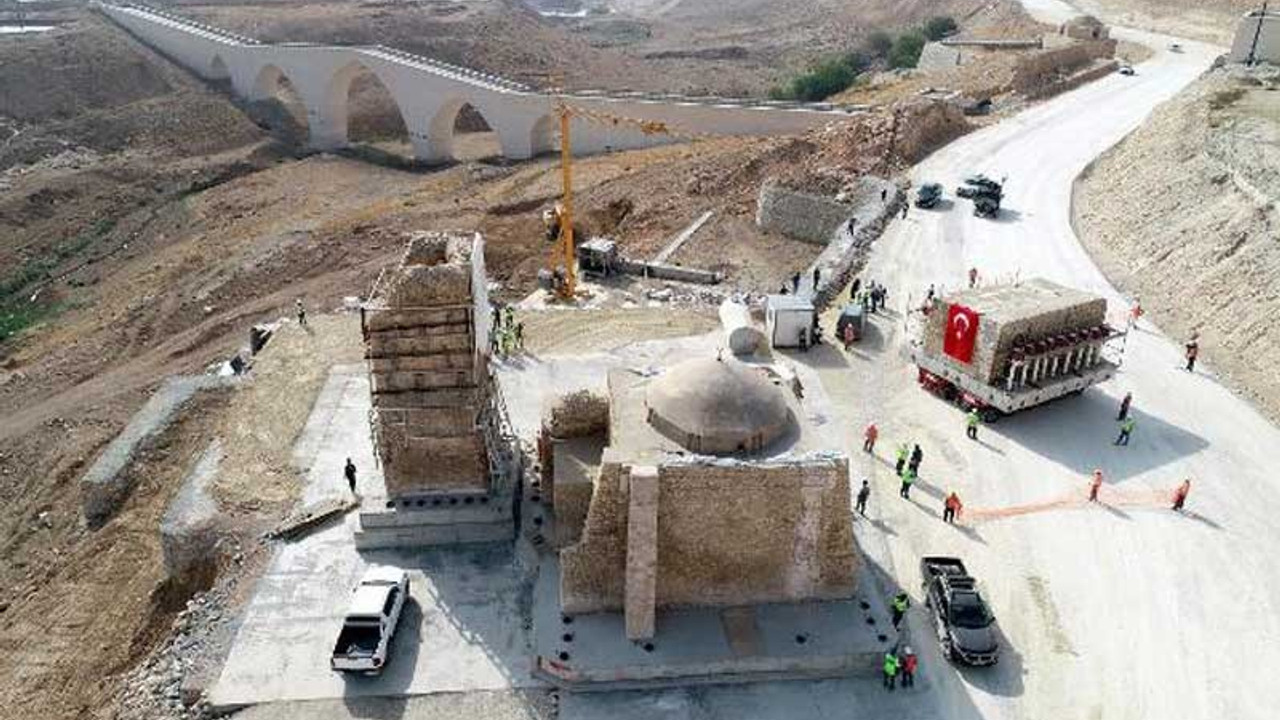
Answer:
230;690;557;720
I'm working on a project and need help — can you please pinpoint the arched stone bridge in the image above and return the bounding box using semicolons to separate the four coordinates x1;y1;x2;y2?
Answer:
96;2;863;163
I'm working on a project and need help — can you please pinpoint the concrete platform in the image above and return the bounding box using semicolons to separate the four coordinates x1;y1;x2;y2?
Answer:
530;553;894;692
209;366;536;712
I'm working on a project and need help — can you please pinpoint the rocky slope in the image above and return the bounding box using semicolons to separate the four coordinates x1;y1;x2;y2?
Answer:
1073;0;1254;45
1075;63;1280;422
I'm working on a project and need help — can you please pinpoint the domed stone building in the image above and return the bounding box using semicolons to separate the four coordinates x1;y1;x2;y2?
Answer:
549;354;857;640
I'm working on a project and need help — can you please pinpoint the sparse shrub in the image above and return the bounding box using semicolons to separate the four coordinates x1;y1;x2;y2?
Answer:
889;31;928;69
924;16;958;41
865;31;894;59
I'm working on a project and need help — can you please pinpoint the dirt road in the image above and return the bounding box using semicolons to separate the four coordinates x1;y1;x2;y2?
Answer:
566;5;1279;720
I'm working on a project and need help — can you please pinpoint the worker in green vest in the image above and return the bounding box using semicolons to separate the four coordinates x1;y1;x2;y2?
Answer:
895;442;910;476
890;591;910;629
882;649;900;691
899;467;916;499
1114;416;1136;446
966;408;981;440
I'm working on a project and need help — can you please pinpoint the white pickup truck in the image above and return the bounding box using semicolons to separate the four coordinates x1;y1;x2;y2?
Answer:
330;567;409;675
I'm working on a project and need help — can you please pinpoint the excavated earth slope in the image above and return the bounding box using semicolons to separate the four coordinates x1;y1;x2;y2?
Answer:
1075;64;1280;422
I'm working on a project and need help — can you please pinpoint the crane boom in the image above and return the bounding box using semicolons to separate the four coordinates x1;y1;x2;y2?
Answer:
557;106;577;298
547;100;677;300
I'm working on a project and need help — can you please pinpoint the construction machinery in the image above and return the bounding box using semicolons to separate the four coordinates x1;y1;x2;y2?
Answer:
955;174;1004;218
911;278;1125;421
543;101;672;300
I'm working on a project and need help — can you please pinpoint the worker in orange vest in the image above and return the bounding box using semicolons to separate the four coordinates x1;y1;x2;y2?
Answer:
1172;479;1192;512
943;491;962;524
901;645;919;687
864;423;879;453
1089;469;1103;502
1128;299;1143;329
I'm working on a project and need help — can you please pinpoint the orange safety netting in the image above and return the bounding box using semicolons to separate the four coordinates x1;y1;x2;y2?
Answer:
963;486;1177;524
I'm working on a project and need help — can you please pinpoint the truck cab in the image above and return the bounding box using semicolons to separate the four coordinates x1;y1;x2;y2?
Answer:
920;556;999;665
330;567;409;675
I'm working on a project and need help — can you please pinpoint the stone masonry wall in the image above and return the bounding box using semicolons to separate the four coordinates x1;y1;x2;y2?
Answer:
755;179;855;245
1011;40;1117;95
561;457;629;614
365;232;490;496
560;454;857;614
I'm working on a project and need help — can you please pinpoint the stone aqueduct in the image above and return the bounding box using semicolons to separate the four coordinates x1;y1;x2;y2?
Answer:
97;2;859;163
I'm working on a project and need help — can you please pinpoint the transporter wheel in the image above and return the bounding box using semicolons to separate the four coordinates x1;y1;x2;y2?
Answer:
981;407;1002;423
941;384;959;402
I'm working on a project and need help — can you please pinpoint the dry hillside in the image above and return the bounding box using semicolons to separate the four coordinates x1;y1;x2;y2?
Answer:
1073;0;1254;45
177;0;1030;95
1075;63;1280;422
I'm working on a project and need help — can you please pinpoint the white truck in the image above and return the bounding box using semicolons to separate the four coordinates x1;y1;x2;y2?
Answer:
330;566;409;675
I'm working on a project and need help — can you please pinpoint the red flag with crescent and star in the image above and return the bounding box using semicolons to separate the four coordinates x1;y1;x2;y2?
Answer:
944;304;979;363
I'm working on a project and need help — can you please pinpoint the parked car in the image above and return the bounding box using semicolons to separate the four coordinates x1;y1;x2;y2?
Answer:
920;556;999;665
331;567;410;675
1118;64;1135;76
916;182;944;208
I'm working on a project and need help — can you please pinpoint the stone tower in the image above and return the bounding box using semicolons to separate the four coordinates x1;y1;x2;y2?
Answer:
362;231;492;501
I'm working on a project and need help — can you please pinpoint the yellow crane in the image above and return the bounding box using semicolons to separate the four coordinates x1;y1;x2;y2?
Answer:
547;100;672;300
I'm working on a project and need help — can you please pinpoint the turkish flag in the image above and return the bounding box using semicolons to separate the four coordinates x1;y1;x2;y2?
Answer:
944;304;979;363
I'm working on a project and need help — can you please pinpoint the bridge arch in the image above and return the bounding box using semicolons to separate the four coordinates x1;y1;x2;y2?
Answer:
426;97;508;162
247;63;311;148
530;114;558;157
321;59;415;160
208;54;229;81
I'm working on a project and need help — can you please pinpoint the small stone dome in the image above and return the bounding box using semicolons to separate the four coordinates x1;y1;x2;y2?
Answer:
645;356;793;455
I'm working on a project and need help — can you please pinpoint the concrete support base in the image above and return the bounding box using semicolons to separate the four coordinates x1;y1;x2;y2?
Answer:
535;551;892;692
353;492;515;549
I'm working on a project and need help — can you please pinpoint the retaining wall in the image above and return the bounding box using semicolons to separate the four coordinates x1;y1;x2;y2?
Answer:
807;177;901;312
755;180;855;245
1011;40;1117;95
80;375;234;526
1024;60;1119;100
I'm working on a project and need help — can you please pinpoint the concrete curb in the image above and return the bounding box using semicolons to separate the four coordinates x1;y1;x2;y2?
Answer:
532;651;880;692
80;374;236;526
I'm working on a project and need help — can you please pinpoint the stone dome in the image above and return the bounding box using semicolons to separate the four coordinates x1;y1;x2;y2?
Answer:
645;356;793;455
